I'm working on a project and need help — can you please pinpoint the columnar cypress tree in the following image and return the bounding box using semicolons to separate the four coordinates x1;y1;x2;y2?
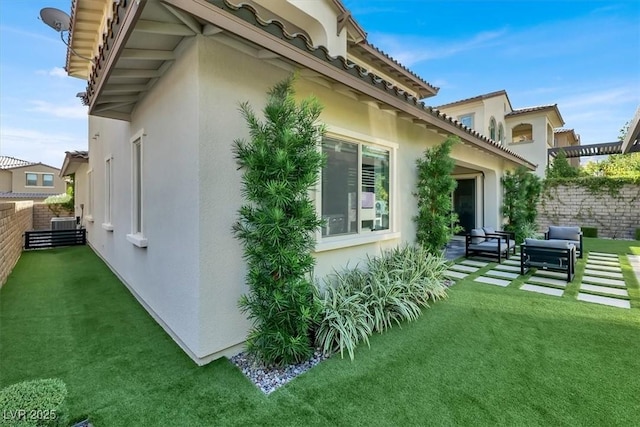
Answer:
414;136;461;252
232;75;326;366
502;166;542;243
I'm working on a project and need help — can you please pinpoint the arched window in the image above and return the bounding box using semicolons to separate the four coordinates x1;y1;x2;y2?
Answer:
498;123;504;144
489;117;497;141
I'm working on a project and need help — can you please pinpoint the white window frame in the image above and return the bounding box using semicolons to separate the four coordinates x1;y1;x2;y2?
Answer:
126;129;147;248
86;169;94;223
315;127;400;253
102;155;114;231
458;114;474;129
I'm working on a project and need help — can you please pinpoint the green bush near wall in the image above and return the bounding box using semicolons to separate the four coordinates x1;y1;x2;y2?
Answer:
636;228;640;241
582;227;598;238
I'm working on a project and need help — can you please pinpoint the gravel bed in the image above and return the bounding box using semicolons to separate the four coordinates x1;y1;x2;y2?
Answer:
229;349;328;394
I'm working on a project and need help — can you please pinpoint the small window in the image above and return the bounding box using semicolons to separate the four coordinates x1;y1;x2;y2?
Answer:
26;173;37;186
86;169;94;221
42;173;54;187
321;138;391;237
489;117;497;141
132;139;142;234
104;157;113;228
459;114;474;129
127;131;147;248
498;123;505;144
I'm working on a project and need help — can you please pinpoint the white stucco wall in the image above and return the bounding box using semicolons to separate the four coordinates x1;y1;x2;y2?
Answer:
506;115;549;177
72;162;89;222
86;38;202;359
85;33;523;365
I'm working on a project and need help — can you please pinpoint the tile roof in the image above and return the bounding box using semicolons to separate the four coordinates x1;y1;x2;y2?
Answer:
349;41;439;98
506;104;556;116
0;156;35;170
79;0;534;169
66;150;89;160
0;192;57;199
435;90;509;110
554;128;574;133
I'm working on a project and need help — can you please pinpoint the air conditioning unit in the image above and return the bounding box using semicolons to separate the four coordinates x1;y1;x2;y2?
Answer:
51;217;77;230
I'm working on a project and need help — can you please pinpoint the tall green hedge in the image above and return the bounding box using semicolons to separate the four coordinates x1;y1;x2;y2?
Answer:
233;75;325;366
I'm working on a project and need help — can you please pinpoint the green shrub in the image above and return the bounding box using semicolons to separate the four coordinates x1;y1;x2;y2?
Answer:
635;228;640;241
0;378;68;427
414;137;462;252
233;75;325;366
315;245;448;360
582;227;598;238
502;167;542;243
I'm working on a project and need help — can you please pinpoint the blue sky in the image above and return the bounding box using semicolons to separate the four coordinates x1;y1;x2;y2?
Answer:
0;1;639;168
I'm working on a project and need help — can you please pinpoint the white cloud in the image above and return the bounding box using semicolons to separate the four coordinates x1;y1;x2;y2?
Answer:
36;67;68;78
369;29;507;67
0;127;86;168
28;100;87;119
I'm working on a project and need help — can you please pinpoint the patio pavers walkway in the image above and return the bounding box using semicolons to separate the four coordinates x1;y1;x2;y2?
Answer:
578;253;630;309
455;251;634;309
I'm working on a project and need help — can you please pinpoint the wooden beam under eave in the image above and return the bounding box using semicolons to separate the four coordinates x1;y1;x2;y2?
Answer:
96;95;139;104
134;20;196;36
202;24;223;35
160;2;203;34
102;84;148;94
111;69;161;78
93;101;137;113
121;49;175;60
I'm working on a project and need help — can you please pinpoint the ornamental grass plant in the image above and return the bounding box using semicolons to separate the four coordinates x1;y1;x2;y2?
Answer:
315;245;449;360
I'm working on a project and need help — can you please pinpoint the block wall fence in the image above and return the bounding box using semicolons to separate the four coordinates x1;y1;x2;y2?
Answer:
32;204;74;231
537;183;640;239
0;201;33;287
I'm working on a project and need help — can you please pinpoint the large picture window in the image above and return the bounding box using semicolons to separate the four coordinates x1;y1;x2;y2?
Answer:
321;138;390;237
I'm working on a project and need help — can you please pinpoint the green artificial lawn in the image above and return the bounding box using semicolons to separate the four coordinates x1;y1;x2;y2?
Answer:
1;243;640;426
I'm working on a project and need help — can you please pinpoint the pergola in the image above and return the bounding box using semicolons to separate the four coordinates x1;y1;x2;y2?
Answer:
548;107;640;161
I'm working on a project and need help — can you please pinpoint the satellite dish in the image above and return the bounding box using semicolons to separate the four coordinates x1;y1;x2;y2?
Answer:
40;8;71;32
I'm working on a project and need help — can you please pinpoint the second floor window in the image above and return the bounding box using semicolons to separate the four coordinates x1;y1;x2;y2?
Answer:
459;114;474;129
43;174;54;187
489;117;497;141
26;173;37;186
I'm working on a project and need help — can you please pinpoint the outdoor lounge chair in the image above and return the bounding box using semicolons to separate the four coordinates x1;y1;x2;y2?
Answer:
465;228;516;263
544;226;583;258
520;238;576;282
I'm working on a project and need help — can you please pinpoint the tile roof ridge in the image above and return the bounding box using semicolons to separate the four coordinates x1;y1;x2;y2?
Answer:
435;90;508;109
360;41;439;93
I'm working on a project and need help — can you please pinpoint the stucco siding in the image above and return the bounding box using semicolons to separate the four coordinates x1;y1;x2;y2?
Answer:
0;171;11;192
9;164;66;195
194;36;514;361
87;38;201;358
506;116;549;177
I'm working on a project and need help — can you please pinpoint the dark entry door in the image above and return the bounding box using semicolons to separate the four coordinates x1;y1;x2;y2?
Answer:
454;179;476;235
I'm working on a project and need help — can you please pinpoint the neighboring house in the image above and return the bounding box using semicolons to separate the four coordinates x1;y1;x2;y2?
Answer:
553;128;581;167
437;90;568;177
60;150;90;223
63;0;535;365
0;156;67;201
